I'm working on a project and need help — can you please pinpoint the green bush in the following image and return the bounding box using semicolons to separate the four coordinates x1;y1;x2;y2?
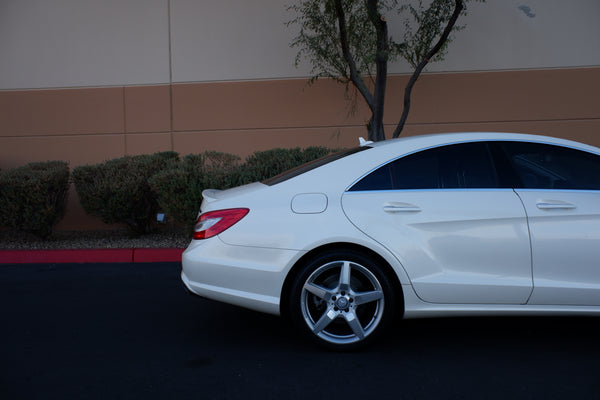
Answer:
0;161;70;238
149;151;241;230
240;146;335;182
72;152;178;236
150;147;335;231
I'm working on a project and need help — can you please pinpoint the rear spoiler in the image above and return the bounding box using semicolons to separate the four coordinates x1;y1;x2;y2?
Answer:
201;189;222;203
359;137;374;146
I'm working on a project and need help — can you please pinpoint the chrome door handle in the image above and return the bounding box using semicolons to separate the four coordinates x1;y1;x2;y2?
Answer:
536;202;576;210
383;203;421;213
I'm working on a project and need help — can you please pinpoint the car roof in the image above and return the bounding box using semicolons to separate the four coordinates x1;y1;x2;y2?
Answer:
280;132;600;192
366;132;599;153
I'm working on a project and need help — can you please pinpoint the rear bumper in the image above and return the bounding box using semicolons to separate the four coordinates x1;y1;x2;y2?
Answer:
181;237;304;315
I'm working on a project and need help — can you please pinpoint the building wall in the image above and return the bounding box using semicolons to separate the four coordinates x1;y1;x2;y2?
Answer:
1;0;599;230
3;0;600;88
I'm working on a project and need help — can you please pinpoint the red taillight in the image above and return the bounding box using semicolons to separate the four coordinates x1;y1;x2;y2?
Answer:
192;208;249;240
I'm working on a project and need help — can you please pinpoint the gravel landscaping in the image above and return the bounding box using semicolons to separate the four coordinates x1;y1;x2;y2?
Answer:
0;228;190;250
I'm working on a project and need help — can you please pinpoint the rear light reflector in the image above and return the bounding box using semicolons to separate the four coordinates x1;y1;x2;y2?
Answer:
193;208;249;240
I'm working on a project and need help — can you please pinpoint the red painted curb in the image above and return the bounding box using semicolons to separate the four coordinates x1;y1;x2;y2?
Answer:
133;248;185;263
0;248;184;264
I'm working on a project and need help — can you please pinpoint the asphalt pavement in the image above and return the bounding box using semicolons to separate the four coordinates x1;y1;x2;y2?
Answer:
2;262;600;399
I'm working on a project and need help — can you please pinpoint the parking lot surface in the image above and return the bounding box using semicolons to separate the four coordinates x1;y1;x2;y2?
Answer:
2;262;600;399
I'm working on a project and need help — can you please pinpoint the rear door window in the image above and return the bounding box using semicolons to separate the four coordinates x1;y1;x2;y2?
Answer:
349;142;499;191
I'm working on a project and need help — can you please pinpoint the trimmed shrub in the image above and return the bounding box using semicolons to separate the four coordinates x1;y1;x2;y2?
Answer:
240;146;335;182
72;152;178;236
149;151;241;230
150;147;336;231
0;161;70;238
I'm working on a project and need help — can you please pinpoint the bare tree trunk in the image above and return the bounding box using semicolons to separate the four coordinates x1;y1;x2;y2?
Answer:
367;0;389;142
336;0;389;142
392;0;464;138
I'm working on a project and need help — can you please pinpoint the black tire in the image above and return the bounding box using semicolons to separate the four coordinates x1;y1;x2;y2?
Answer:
288;249;396;350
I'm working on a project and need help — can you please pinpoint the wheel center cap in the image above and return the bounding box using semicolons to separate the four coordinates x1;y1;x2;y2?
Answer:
336;297;349;309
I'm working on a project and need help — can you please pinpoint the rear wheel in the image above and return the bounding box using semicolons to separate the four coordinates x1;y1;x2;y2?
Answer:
289;250;396;350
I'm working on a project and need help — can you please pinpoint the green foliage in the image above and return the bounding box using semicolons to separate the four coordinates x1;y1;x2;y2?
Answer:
289;0;475;83
149;147;335;230
149;151;242;231
72;152;178;236
397;0;469;68
0;161;70;238
288;0;379;84
241;146;335;182
288;0;483;140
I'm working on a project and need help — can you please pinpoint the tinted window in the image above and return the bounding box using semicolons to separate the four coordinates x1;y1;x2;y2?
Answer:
349;142;498;191
501;142;600;190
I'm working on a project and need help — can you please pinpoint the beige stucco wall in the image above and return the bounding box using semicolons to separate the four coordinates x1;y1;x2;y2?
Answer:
2;0;600;89
1;1;599;230
2;68;599;229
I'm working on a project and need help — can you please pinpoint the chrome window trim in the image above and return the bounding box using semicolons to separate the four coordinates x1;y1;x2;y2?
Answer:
344;188;517;195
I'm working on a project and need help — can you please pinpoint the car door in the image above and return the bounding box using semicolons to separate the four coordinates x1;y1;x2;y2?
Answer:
500;142;600;306
342;142;533;304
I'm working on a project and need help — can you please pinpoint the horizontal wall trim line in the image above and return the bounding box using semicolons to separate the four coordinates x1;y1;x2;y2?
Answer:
172;65;600;85
2;66;599;92
399;117;600;127
164;118;600;134
2;118;599;140
0;82;171;92
0;133;128;139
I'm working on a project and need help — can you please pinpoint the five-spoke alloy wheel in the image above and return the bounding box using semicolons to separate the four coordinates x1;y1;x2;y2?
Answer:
289;250;396;350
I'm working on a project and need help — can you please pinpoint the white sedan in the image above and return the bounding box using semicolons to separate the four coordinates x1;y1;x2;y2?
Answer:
182;132;600;350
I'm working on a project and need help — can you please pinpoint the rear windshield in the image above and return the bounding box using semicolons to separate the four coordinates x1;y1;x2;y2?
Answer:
262;147;370;186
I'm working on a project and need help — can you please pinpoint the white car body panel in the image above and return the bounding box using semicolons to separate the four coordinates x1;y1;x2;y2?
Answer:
182;237;300;314
517;189;600;305
341;189;533;304
181;132;600;322
401;283;600;318
183;184;414;315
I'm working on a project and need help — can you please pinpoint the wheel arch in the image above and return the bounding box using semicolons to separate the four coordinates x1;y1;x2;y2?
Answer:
280;242;405;320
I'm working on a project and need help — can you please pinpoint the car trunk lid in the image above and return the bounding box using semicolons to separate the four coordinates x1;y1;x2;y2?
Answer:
201;182;267;205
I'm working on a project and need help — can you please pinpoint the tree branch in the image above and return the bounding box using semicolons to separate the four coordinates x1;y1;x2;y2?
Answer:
392;0;464;138
333;0;374;112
